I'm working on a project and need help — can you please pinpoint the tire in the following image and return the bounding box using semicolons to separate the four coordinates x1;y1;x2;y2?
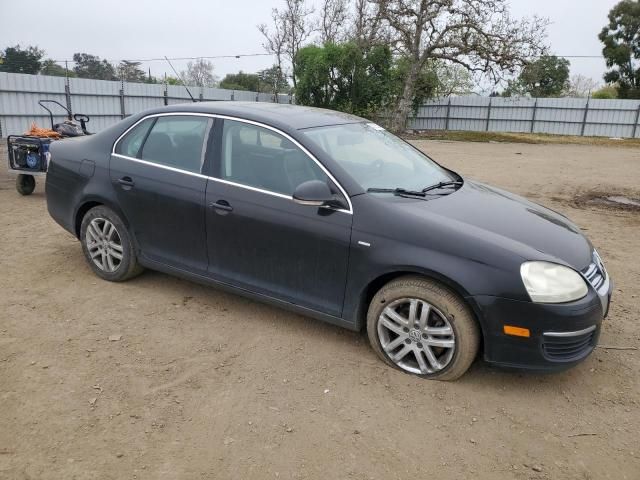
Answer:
79;205;144;282
367;275;480;381
16;174;36;195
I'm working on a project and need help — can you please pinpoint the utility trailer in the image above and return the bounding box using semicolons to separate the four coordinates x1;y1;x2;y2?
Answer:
7;100;91;195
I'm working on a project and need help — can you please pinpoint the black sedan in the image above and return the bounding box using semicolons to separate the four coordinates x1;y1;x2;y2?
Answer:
45;102;612;380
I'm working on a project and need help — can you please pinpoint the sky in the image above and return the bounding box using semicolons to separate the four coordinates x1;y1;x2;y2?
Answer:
0;0;622;89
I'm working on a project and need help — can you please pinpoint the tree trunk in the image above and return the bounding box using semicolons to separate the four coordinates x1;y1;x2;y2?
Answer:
389;62;419;133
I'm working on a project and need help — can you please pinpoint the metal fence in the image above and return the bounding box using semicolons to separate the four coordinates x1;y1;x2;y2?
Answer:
0;72;293;137
3;72;640;139
408;96;640;138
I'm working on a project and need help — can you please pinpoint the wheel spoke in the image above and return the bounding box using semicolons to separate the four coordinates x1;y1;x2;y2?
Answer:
381;316;404;336
408;299;418;325
418;302;431;330
87;224;101;242
90;248;102;259
383;335;406;353
415;349;429;374
106;253;116;272
423;345;443;371
102;220;110;236
425;325;453;336
109;249;123;261
105;223;116;241
392;344;413;363
383;306;409;327
100;250;108;270
109;242;123;252
424;338;455;349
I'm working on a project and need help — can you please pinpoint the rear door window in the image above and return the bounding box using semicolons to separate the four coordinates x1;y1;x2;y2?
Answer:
140;116;212;174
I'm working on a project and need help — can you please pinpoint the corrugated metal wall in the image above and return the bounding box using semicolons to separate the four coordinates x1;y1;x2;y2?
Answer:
408;96;640;138
2;73;639;138
0;72;293;137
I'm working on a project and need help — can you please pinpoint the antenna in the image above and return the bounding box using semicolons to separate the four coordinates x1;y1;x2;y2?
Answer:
164;56;196;102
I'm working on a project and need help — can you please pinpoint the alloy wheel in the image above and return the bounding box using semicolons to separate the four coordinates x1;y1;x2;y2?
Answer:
85;218;124;273
377;297;456;375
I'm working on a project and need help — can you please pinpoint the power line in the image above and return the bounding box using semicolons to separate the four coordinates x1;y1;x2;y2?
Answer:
47;53;275;64
0;52;608;67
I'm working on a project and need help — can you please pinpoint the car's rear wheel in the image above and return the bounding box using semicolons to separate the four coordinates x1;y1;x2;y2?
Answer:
367;276;480;381
80;206;143;282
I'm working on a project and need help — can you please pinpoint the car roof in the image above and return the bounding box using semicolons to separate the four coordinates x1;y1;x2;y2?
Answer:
144;101;365;130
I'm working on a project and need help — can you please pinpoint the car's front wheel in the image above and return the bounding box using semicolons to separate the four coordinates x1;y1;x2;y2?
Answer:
367;276;480;381
80;205;144;282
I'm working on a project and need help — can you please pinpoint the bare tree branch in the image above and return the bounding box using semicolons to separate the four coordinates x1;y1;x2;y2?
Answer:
371;0;549;131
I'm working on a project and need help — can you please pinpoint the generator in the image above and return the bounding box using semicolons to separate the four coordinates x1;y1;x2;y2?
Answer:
8;136;52;173
7;100;91;195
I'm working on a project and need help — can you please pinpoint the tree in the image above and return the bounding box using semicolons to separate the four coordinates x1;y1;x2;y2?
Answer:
164;75;183;86
117;60;146;83
40;59;73;77
258;66;290;93
432;63;474;97
350;0;386;47
504;55;570;97
182;59;217;87
592;85;619;99
371;0;548;132
73;53;117;80
0;45;44;74
295;42;394;117
258;10;288;87
566;74;600;97
319;0;348;44
258;0;315;88
220;71;261;91
599;0;640;99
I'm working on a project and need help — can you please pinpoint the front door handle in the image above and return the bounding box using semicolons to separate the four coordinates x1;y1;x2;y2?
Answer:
209;200;233;213
117;176;135;189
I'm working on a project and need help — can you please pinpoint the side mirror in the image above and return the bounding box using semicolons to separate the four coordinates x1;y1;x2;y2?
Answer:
293;180;344;209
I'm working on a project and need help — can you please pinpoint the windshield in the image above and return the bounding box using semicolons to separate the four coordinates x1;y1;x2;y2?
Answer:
302;122;455;192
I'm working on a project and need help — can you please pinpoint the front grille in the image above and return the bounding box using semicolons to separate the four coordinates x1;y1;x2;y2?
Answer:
542;326;597;361
582;251;607;294
583;263;605;291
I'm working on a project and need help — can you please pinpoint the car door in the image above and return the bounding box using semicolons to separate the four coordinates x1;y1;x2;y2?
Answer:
110;114;213;274
205;118;353;318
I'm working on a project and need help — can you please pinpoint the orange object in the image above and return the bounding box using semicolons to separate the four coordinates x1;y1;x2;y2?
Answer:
503;325;531;338
24;122;61;139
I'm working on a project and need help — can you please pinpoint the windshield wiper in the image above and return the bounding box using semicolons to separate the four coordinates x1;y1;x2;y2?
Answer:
421;180;463;193
367;187;426;197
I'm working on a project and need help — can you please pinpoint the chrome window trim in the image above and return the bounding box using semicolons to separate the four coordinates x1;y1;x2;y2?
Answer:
111;111;353;214
543;325;596;338
111;153;209;179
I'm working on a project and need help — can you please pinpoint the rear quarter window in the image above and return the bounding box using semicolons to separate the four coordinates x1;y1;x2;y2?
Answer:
114;118;154;157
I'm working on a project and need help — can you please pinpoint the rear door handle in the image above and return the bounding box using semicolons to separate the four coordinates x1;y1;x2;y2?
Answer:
117;176;135;189
209;200;233;213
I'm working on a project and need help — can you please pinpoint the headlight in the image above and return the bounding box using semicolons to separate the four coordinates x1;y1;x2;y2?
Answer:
520;261;588;303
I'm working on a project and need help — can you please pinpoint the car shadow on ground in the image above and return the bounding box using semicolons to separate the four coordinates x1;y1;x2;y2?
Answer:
96;265;587;393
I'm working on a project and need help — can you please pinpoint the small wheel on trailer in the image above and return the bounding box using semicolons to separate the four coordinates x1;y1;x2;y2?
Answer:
16;174;36;196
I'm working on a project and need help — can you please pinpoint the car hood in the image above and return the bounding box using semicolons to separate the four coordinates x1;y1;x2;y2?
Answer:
392;180;593;270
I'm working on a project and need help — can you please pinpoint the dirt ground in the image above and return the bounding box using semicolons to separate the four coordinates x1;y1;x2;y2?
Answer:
1;140;639;480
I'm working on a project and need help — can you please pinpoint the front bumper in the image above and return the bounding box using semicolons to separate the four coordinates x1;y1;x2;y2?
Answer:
471;285;612;372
